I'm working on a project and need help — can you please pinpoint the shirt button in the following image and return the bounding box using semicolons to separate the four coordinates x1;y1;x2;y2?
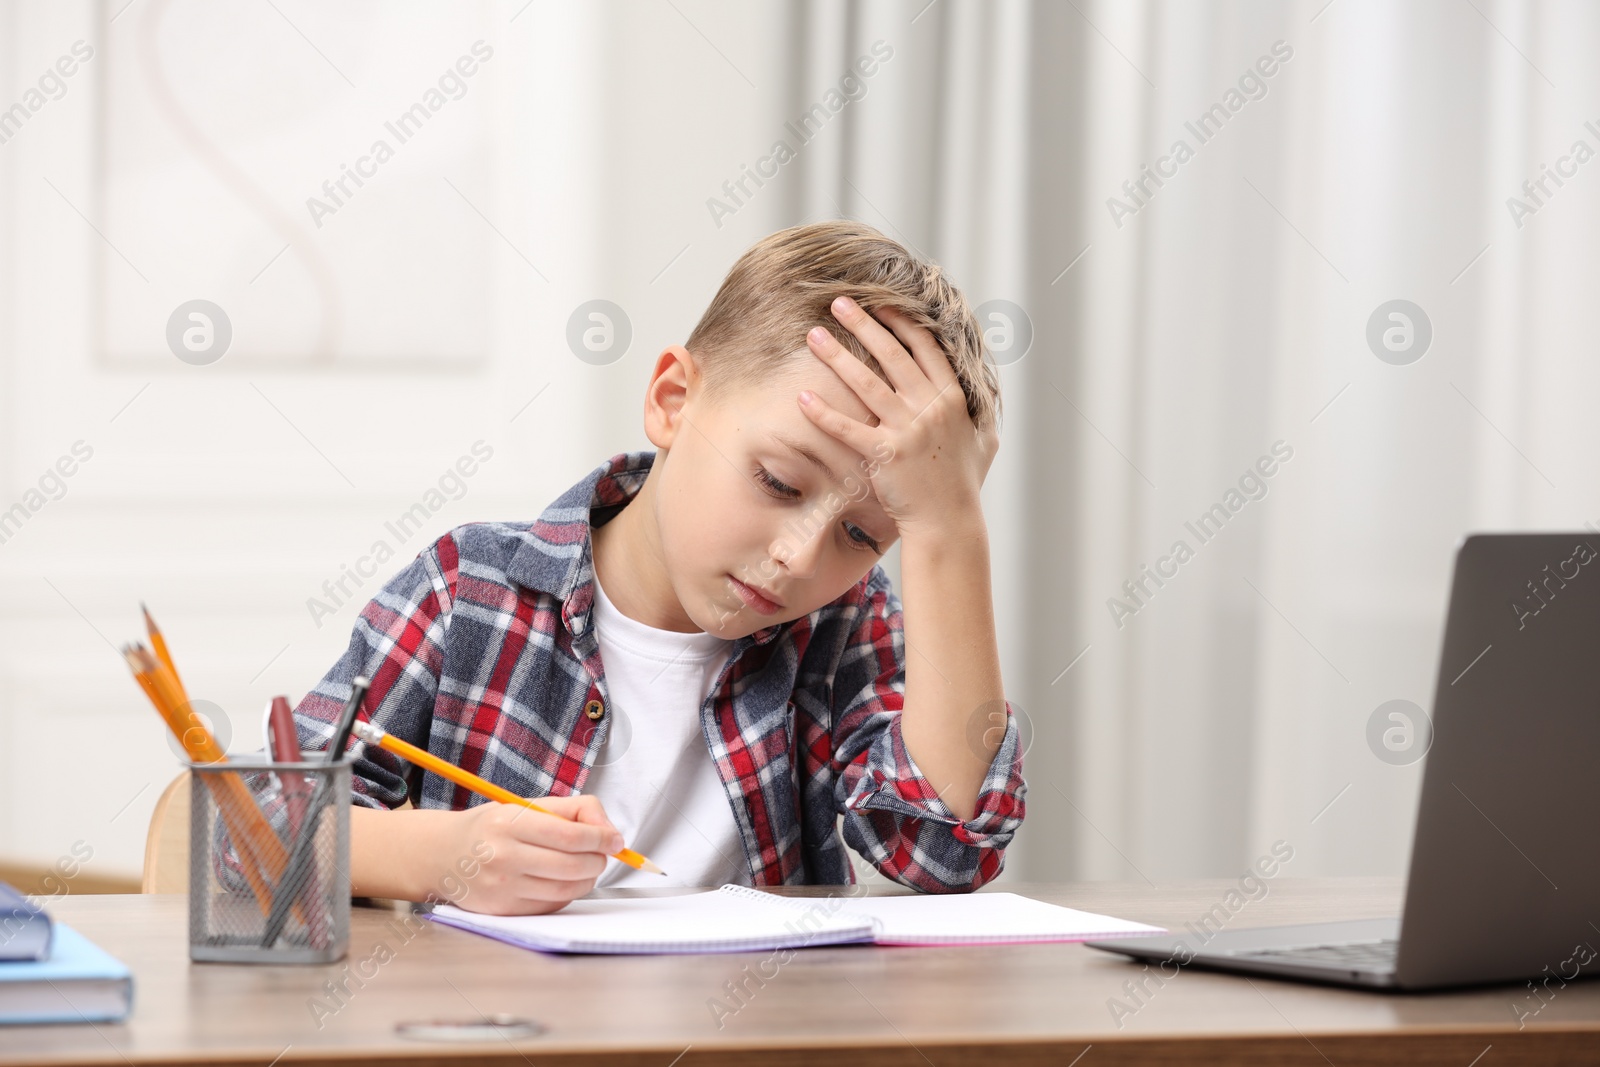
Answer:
584;699;605;721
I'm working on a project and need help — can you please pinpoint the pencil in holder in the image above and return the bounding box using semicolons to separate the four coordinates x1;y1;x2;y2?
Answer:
187;755;350;964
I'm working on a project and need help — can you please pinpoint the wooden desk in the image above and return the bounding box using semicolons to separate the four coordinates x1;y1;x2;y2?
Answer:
4;879;1597;1066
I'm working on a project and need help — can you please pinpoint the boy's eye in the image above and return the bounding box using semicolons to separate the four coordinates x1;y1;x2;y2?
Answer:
757;467;881;553
845;523;881;553
755;467;799;497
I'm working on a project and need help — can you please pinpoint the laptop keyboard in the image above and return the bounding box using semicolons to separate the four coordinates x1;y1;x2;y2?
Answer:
1234;938;1399;970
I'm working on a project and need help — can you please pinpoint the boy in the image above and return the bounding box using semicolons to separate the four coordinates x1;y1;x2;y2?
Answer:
290;220;1025;915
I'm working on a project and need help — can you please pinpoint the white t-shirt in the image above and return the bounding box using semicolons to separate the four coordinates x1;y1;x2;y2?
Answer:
582;568;750;889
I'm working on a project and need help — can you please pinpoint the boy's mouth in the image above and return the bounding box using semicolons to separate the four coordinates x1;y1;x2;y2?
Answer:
727;575;785;615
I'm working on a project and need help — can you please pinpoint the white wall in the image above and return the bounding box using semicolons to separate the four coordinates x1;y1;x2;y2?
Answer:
0;0;1025;884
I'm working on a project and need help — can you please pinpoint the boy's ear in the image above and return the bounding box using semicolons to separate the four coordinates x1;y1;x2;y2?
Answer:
642;344;699;450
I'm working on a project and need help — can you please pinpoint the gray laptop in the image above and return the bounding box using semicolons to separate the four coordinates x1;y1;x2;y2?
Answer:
1086;533;1600;990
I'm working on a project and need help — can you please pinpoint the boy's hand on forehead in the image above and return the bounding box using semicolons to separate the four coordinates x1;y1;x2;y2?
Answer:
799;295;998;537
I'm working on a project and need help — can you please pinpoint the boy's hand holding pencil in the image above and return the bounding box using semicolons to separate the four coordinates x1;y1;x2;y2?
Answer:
390;791;629;916
348;719;649;915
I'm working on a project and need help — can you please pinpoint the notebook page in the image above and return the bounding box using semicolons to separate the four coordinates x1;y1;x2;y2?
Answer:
829;892;1167;945
427;887;876;955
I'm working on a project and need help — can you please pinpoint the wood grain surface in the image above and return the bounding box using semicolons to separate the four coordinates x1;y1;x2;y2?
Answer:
5;879;1598;1066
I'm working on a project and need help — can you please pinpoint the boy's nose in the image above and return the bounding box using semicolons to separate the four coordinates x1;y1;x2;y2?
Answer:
772;526;825;580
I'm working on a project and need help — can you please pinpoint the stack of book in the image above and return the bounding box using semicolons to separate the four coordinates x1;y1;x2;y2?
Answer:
0;882;132;1025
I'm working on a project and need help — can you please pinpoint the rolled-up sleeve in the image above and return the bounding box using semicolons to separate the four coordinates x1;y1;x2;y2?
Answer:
292;534;457;811
830;565;1026;892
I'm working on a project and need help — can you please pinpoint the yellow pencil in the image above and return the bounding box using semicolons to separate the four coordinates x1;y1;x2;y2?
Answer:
141;603;182;690
349;718;664;875
122;645;292;918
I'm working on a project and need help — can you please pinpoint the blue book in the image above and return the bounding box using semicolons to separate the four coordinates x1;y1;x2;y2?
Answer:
0;882;51;962
0;923;133;1024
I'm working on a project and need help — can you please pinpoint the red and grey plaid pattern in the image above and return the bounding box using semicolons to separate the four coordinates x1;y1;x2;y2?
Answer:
289;450;1026;891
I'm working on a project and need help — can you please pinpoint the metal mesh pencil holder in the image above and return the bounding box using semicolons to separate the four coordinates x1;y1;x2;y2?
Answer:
188;755;351;964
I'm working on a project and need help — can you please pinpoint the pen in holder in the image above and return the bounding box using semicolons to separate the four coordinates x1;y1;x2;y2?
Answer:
187;755;350;964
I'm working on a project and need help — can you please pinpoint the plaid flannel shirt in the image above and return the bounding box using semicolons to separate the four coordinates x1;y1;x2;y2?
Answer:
283;449;1026;891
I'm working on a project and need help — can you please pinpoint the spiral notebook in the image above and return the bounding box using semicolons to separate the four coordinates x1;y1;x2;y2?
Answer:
426;885;1166;955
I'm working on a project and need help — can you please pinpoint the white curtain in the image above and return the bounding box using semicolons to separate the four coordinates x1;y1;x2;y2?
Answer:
1028;0;1600;883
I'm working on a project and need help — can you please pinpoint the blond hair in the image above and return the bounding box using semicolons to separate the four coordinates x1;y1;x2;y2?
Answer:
686;220;1002;432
